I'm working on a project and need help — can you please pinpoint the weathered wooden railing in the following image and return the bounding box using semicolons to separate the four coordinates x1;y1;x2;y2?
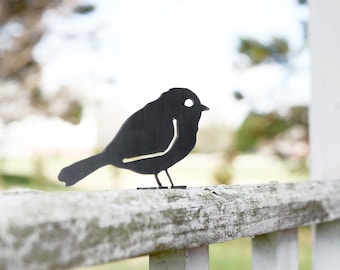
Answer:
1;179;340;270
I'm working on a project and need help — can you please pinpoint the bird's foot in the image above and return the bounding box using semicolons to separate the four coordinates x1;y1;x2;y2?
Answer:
137;186;169;190
136;186;186;190
171;185;187;189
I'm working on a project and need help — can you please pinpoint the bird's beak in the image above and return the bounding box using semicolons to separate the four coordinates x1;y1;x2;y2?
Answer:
200;104;209;111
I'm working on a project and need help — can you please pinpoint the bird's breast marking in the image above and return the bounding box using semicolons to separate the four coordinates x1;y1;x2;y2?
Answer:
122;118;179;163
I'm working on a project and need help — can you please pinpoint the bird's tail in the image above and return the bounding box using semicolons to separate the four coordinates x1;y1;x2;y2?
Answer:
58;153;108;186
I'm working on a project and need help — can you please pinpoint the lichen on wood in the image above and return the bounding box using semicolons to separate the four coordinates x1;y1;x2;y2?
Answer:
1;180;340;269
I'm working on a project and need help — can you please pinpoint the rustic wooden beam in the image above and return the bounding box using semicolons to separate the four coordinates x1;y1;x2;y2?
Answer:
1;180;340;269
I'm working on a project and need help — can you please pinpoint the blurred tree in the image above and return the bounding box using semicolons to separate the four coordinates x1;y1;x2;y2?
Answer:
216;0;309;183
233;90;244;101
238;37;289;65
0;0;96;188
232;106;308;153
298;0;307;5
232;0;308;154
0;0;96;124
233;111;287;152
237;0;307;67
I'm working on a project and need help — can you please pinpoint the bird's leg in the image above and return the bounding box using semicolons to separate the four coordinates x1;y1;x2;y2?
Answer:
155;173;168;189
166;169;186;189
137;174;169;189
137;174;167;190
165;169;174;187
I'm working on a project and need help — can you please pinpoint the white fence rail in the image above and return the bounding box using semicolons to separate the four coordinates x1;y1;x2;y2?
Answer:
1;180;340;270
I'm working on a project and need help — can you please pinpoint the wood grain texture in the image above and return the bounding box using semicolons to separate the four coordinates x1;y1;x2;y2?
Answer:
1;180;340;269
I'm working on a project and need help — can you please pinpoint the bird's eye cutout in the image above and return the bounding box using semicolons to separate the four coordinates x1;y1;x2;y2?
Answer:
184;98;194;108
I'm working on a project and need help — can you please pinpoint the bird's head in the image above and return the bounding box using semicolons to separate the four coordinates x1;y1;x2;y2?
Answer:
159;88;209;120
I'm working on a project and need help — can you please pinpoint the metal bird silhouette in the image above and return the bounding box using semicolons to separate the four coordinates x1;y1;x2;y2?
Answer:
58;88;209;189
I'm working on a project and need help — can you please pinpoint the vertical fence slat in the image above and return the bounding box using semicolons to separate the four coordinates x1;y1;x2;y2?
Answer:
310;0;340;269
149;246;209;270
313;221;340;269
252;229;298;270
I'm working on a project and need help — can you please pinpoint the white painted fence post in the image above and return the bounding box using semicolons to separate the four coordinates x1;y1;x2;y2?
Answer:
252;229;298;270
149;246;209;270
310;0;340;269
312;221;340;270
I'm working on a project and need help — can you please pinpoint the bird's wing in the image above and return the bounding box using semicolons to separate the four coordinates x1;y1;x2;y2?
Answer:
122;118;178;163
106;106;176;162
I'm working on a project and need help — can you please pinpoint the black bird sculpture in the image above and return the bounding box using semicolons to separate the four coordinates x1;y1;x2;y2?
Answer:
58;88;209;189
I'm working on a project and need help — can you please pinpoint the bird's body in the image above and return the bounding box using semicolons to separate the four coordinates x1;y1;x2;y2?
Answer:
58;88;208;188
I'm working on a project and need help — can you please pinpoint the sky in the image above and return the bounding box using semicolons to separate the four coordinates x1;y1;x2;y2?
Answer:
2;0;310;156
34;0;309;126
